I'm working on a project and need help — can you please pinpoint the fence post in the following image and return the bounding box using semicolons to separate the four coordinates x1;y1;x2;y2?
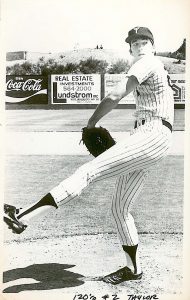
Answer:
101;74;105;101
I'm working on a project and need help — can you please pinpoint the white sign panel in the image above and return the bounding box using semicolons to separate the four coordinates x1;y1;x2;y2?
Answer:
51;74;101;104
105;73;185;104
104;74;135;104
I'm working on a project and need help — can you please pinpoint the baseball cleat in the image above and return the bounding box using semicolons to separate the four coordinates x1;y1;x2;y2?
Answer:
102;266;143;285
4;204;27;234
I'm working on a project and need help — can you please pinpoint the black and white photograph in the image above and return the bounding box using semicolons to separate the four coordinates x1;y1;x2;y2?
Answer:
1;0;189;299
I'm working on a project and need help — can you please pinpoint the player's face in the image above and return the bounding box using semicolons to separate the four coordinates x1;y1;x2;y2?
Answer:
130;38;154;59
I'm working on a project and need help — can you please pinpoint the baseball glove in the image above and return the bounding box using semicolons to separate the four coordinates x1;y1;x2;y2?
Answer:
81;126;116;157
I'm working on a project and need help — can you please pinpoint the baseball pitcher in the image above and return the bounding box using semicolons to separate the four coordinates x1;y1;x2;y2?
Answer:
4;26;174;285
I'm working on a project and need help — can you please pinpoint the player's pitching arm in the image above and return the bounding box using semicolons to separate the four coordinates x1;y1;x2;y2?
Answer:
87;75;138;128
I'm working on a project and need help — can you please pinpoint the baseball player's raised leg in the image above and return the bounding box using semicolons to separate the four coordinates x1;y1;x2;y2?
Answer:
4;123;171;234
3;194;58;234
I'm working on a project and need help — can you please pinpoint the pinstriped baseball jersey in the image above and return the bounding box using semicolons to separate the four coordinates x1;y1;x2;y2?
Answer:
50;122;172;245
127;55;174;125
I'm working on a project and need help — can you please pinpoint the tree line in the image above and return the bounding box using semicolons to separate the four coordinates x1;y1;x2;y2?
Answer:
6;57;130;75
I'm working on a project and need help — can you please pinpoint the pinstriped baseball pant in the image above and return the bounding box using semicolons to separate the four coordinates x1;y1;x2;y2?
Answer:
51;118;172;246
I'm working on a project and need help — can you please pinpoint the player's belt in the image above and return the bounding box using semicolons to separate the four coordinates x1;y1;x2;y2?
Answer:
134;119;172;132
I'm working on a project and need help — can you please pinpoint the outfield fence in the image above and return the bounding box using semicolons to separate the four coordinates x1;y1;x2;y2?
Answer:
5;73;185;109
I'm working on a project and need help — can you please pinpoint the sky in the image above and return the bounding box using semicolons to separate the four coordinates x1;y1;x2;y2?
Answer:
1;0;190;54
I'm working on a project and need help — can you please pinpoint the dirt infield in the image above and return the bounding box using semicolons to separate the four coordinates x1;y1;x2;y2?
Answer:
5;108;185;132
3;234;182;295
5;131;184;155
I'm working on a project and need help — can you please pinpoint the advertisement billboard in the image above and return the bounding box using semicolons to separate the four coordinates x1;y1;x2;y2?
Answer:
51;74;101;104
6;76;48;104
169;74;185;103
5;73;185;107
104;73;185;104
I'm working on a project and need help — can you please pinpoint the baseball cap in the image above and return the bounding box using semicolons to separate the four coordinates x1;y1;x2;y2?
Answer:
125;27;154;44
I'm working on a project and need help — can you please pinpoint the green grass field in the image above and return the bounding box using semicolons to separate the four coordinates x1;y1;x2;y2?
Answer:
4;154;183;243
4;108;184;242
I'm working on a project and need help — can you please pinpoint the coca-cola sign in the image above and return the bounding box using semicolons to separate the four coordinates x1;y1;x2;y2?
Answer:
7;79;42;92
6;76;48;104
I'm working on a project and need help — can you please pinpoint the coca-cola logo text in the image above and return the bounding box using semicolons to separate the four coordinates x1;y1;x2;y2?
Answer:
6;79;42;91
